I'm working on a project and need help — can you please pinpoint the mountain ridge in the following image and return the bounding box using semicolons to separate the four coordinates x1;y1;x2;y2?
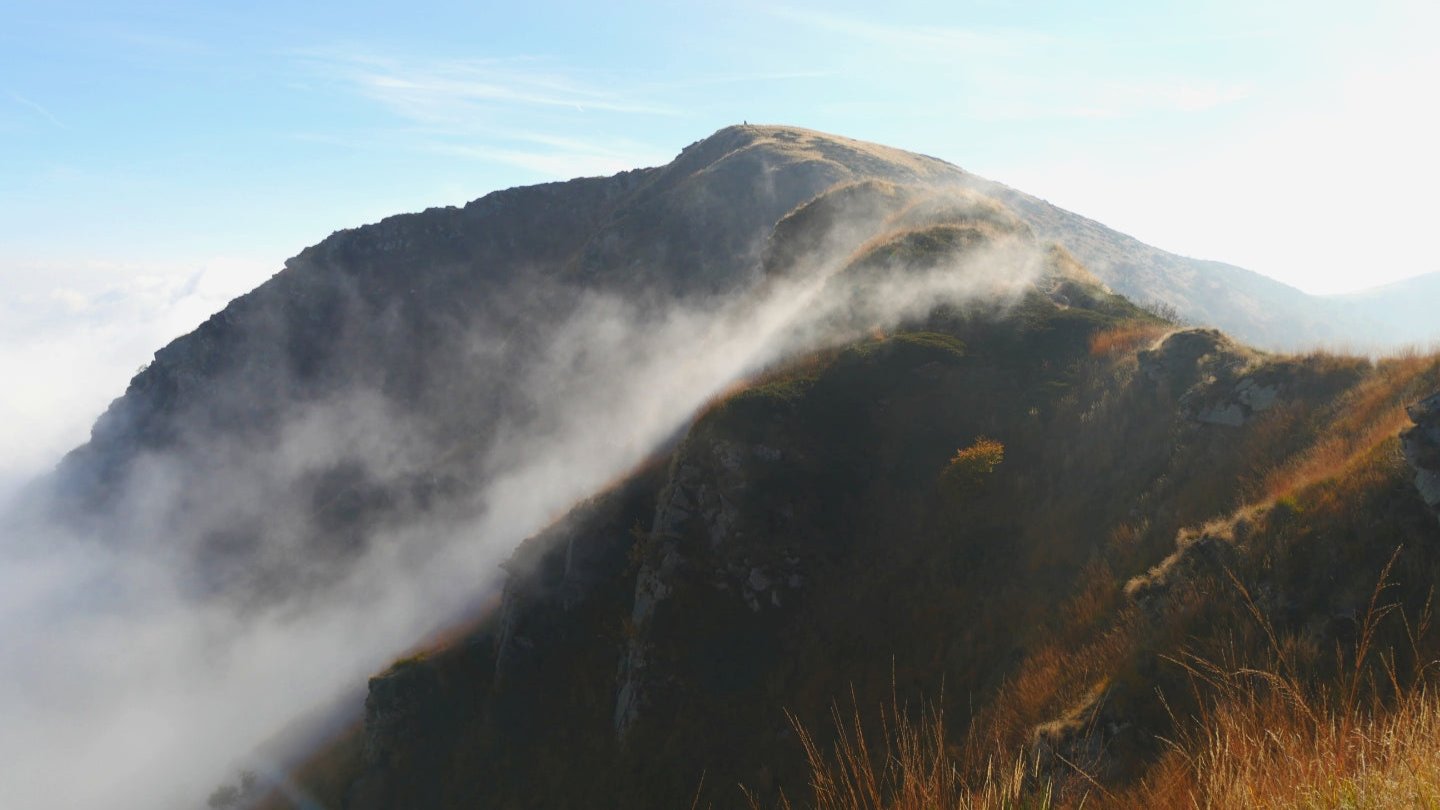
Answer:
15;124;1440;810
53;123;1426;519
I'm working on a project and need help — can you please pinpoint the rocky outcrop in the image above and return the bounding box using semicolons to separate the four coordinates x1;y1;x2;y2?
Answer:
492;482;650;684
360;661;441;769
1031;683;1136;783
1402;392;1440;521
1124;513;1253;619
1138;329;1235;389
333;467;664;810
1190;374;1281;427
1138;328;1280;427
613;437;801;737
346;659;444;810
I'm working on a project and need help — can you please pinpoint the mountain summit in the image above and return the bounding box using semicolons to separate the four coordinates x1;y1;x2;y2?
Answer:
45;124;1407;518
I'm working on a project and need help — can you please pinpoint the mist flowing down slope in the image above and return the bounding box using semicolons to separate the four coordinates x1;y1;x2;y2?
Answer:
2;125;1435;810
0;125;1039;810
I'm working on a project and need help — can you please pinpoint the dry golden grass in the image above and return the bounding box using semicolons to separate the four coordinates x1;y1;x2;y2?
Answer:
1087;323;1168;358
958;615;1139;786
776;639;1440;810
755;699;1054;810
721;125;958;183
770;467;1440;810
1058;560;1121;638
1260;352;1437;501
774;681;1440;810
1156;682;1440;809
1112;548;1440;809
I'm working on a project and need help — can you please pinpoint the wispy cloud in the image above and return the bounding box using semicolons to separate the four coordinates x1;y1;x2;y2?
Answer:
7;91;67;130
293;48;688;177
291;45;844;179
288;124;671;181
766;5;1054;59
298;49;674;121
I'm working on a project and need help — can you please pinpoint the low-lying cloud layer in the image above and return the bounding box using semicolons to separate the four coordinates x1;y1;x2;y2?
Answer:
0;259;273;503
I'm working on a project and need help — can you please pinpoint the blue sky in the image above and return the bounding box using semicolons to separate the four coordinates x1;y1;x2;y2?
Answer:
3;0;1439;483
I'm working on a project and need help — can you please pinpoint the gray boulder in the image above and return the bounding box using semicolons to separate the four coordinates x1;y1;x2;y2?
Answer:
1402;392;1440;520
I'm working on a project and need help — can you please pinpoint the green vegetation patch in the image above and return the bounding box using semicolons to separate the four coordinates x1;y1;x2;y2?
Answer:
840;331;966;364
853;224;993;271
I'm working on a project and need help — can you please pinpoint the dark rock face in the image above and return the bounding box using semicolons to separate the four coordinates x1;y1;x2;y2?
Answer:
1136;328;1301;428
361;660;442;769
347;660;445;810
1403;392;1440;520
613;436;803;738
1138;328;1236;390
339;465;665;809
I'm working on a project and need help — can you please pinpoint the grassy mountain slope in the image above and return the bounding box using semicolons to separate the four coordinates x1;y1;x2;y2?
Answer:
260;225;1440;807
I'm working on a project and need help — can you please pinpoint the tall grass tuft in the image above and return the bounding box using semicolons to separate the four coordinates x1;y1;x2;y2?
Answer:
753;696;1053;810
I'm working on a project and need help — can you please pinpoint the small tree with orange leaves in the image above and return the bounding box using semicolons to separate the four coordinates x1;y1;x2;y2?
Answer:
941;437;1004;500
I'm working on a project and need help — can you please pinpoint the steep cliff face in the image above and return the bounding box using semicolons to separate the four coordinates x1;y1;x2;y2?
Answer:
333;464;667;810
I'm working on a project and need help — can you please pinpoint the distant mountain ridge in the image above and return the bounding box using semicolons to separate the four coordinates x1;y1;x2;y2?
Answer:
950;169;1438;351
1324;271;1440;348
